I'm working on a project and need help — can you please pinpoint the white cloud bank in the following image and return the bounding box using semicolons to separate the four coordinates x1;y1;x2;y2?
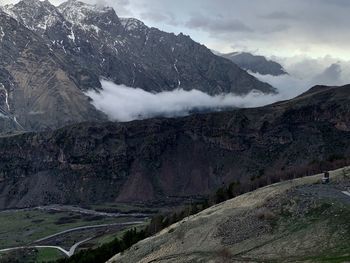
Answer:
253;56;350;98
86;58;350;122
86;80;278;122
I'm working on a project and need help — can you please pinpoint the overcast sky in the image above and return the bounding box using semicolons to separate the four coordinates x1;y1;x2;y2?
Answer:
2;0;350;60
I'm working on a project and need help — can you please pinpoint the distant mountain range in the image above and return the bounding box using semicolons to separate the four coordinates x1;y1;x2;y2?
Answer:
0;84;348;209
221;52;288;76
0;0;275;133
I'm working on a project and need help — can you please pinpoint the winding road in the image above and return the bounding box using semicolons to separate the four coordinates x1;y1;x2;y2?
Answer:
0;237;92;257
0;221;145;257
342;190;350;198
34;221;144;243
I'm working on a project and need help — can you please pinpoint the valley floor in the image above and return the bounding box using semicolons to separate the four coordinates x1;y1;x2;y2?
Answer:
0;203;152;262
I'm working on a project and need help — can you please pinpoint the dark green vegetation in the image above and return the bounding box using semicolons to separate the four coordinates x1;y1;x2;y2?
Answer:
0;248;42;263
55;228;147;263
0;247;65;263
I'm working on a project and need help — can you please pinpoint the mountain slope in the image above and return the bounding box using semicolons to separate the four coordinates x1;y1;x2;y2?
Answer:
222;52;287;76
2;0;275;95
0;10;107;132
108;167;350;263
0;84;348;209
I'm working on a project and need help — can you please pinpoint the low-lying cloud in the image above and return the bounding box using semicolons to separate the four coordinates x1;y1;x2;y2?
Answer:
86;58;350;122
254;56;350;97
86;80;279;122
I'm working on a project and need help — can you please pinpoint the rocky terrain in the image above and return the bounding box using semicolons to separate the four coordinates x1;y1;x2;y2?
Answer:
0;0;275;133
0;84;348;209
0;10;107;132
108;167;350;263
222;52;287;76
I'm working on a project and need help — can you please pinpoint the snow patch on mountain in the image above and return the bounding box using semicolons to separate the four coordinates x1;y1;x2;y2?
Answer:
0;27;4;42
58;0;112;33
0;4;18;20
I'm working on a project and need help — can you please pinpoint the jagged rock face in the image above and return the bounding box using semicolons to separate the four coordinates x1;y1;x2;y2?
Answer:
0;11;107;132
2;0;275;95
222;52;287;76
0;85;348;209
1;0;65;34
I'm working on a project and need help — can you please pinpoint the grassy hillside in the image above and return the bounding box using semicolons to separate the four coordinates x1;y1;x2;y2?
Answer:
108;167;350;263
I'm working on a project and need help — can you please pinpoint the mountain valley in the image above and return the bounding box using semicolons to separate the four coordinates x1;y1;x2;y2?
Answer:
0;1;349;262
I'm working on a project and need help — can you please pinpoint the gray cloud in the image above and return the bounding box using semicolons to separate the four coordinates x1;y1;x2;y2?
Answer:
185;14;253;33
251;58;350;96
97;0;131;16
140;11;179;26
312;63;342;86
261;11;296;20
262;24;290;34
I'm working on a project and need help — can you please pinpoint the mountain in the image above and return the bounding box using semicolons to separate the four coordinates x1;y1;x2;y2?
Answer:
108;168;350;263
222;52;287;76
0;9;108;132
1;0;275;98
0;0;277;133
0;84;348;209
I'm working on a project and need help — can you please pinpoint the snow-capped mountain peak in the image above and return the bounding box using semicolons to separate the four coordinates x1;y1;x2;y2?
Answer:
58;0;115;24
2;0;63;33
57;0;120;36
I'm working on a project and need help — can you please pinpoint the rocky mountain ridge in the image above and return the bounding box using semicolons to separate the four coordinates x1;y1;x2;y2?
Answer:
222;52;287;76
0;84;348;209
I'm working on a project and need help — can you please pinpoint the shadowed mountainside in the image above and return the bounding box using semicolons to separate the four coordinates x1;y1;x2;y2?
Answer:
0;85;349;209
